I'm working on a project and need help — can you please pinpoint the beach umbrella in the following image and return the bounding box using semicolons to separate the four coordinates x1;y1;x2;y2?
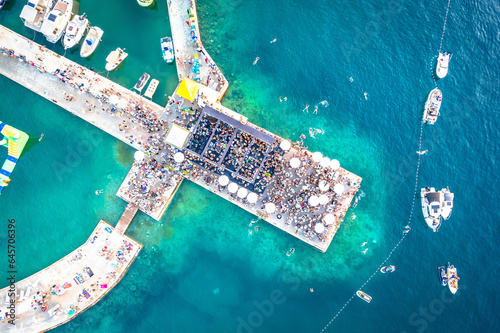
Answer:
315;223;325;233
320;157;331;168
247;192;258;204
312;152;323;162
117;98;128;109
324;214;335;225
290;157;301;168
228;182;238;193
265;202;276;214
174;152;185;163
280;140;291;151
308;195;320;207
318;180;330;192
319;194;329;205
108;95;119;105
218;175;229;186
334;183;345;195
134;151;145;161
329;159;340;170
237;187;248;199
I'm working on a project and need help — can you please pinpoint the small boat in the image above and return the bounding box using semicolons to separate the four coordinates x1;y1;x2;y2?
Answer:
144;79;159;99
39;0;73;43
356;290;372;303
440;187;454;220
62;13;88;49
105;48;128;71
161;37;175;64
20;0;54;32
422;88;442;125
133;73;150;94
447;263;459;294
0;0;7;10
436;52;452;79
137;0;153;7
421;187;442;232
438;266;448;286
380;265;395;273
80;26;103;58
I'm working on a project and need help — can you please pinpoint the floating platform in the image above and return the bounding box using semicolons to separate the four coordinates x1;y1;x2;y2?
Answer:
0;121;29;196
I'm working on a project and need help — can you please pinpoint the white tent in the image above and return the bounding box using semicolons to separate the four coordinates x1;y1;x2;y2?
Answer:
319;194;329;205
320;157;331;168
308;195;320;207
312;152;323;162
265;202;276;214
280;140;291;151
334;183;345;195
290;157;301;168
164;124;191;150
237;187;248;199
218;175;229;186
228;183;238;193
134;151;145;161
330;159;340;170
315;223;325;233
319;180;330;192
108;95;120;105
247;192;258;204
174;152;185;163
324;214;335;225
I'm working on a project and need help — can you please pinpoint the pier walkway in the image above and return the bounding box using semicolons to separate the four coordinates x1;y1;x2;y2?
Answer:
115;203;139;236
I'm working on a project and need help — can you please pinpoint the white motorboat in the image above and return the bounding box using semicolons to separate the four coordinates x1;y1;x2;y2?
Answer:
39;0;73;43
62;13;88;49
436;52;452;79
160;36;175;64
447;263;459;294
133;73;150;94
105;48;128;71
137;0;153;7
19;0;55;32
422;88;442;125
440;187;454;220
80;26;103;58
421;187;442;232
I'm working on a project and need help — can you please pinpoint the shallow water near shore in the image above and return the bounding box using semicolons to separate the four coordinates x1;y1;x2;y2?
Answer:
0;0;499;332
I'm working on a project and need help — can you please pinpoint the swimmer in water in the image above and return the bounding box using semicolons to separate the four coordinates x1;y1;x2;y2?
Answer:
303;104;310;113
299;134;306;140
270;38;277;43
284;97;287;101
279;96;282;102
95;189;103;195
417;150;428;155
249;220;258;227
248;229;253;236
362;248;368;254
39;133;44;141
364;92;368;100
349;76;354;82
352;214;357;220
253;57;260;65
310;288;314;292
315;128;325;135
254;226;261;231
319;100;329;107
361;242;367;247
313;105;318;114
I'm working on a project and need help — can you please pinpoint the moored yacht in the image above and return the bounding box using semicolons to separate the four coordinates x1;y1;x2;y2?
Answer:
62;13;88;49
447;263;459;294
160;36;175;64
19;0;55;32
80;26;103;58
39;0;73;43
421;187;442;232
440;187;454;220
436;52;452;79
423;88;442;125
105;48;128;71
137;0;153;7
133;73;150;94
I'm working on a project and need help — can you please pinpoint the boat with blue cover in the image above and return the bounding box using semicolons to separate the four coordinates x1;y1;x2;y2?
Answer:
380;265;395;273
438;266;448;286
161;37;175;63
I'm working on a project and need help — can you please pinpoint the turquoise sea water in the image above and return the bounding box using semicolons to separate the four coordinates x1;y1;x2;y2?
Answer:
0;0;499;332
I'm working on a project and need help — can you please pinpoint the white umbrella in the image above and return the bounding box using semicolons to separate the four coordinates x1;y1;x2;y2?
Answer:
108;95;119;105
330;159;340;170
320;157;331;168
237;187;248;199
228;182;239;193
174;152;185;163
324;214;335;225
334;183;345;195
280;140;291;151
247;192;258;204
134;151;145;161
315;223;325;233
319;180;330;192
117;98;128;109
290;157;301;168
308;195;320;207
218;175;229;186
265;202;276;214
312;152;323;162
319;194;329;205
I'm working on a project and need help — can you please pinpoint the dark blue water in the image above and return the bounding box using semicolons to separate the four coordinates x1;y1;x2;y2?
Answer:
0;0;499;332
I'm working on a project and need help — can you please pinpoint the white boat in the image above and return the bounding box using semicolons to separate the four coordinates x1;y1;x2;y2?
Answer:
19;0;55;32
144;79;159;99
105;48;128;71
160;37;175;64
356;290;372;303
421;187;442;232
422;88;442;125
440;187;454;220
447;263;459;294
39;0;73;43
436;52;452;79
133;73;150;94
80;26;103;58
62;13;88;49
137;0;153;7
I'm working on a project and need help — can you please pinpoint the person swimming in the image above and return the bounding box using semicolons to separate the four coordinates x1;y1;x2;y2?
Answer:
303;104;310;113
253;57;260;65
349;76;354;82
249;220;258;227
248;229;253;236
361;242;367;247
95;189;103;195
284;97;287;101
313;105;318;114
39;133;44;141
270;38;277;43
364;92;368;100
279;96;282;102
319;100;329;107
362;248;369;254
417;150;428;155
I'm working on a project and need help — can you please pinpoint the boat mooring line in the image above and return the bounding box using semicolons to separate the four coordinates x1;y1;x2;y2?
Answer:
319;121;425;333
439;0;452;53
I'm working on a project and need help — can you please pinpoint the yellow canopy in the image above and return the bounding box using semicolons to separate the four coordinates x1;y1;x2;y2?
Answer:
176;78;200;101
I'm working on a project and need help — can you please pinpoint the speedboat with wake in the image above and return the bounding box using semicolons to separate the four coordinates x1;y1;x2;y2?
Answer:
356;290;372;303
438;266;448;286
422;88;442;125
160;36;175;63
80;26;103;58
62;13;88;49
133;73;150;94
436;52;452;79
380;265;395;273
105;48;128;71
421;187;442;232
447;263;459;294
39;0;73;43
440;187;454;220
